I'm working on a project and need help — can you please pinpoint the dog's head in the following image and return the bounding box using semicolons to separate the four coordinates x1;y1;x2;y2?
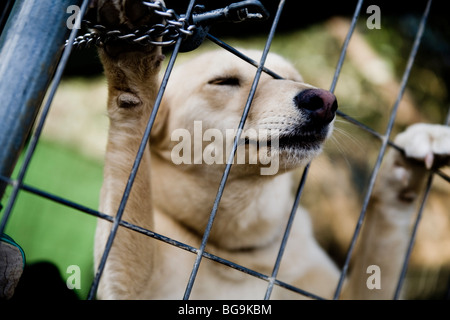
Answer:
153;49;337;176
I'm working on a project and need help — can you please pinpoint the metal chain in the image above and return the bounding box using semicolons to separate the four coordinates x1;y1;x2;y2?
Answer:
68;1;195;48
68;0;270;50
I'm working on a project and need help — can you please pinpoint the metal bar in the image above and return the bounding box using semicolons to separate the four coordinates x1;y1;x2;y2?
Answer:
87;40;182;299
273;278;326;300
0;171;322;299
0;0;15;33
333;0;432;299
206;33;404;155
0;0;442;302
87;0;200;300
206;0;365;299
394;89;450;299
262;0;364;300
0;0;81;199
393;174;434;299
0;0;86;236
182;0;287;300
264;163;310;299
329;0;365;94
206;34;283;79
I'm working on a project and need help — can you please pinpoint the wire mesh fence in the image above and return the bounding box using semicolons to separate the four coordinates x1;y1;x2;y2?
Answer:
1;0;449;300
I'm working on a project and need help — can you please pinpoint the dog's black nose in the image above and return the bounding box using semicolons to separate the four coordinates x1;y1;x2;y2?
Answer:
294;89;338;126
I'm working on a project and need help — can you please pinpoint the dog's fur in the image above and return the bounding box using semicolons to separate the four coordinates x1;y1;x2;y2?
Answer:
94;1;450;299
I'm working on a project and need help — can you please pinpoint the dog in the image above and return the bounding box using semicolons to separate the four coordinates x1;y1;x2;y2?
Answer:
93;0;450;299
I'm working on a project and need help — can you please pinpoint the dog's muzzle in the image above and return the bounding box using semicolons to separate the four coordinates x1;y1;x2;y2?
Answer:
274;88;338;151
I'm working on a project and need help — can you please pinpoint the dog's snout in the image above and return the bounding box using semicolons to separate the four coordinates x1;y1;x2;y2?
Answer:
294;89;338;125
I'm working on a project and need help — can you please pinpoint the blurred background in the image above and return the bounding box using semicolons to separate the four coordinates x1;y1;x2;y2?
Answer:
1;0;450;299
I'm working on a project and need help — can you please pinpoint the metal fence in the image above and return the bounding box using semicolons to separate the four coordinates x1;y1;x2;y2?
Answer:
1;0;449;300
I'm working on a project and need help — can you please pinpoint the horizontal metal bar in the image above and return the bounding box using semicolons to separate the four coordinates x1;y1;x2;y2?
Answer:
0;173;324;299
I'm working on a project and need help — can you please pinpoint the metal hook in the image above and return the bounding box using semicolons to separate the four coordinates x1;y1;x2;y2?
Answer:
191;0;269;26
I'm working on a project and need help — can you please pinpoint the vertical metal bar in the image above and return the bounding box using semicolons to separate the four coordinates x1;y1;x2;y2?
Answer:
0;0;85;234
182;0;287;300
329;0;365;94
263;0;364;300
0;0;15;33
87;0;199;300
394;95;450;299
393;174;434;299
333;0;432;299
87;37;181;300
264;163;310;299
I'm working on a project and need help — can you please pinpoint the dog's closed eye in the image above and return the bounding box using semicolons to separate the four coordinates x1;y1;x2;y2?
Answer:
208;76;240;86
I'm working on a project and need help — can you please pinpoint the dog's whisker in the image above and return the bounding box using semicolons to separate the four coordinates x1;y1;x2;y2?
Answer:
332;126;365;152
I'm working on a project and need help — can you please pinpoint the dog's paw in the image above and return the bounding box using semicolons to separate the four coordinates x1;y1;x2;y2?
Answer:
387;123;450;202
394;123;450;170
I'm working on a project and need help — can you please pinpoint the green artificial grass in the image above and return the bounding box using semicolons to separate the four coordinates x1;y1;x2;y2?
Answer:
1;140;102;299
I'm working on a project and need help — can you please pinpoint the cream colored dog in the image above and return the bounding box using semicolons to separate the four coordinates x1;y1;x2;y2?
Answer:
94;0;450;299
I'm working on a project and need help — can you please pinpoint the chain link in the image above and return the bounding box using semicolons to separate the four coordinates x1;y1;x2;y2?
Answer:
68;1;195;49
68;0;269;50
